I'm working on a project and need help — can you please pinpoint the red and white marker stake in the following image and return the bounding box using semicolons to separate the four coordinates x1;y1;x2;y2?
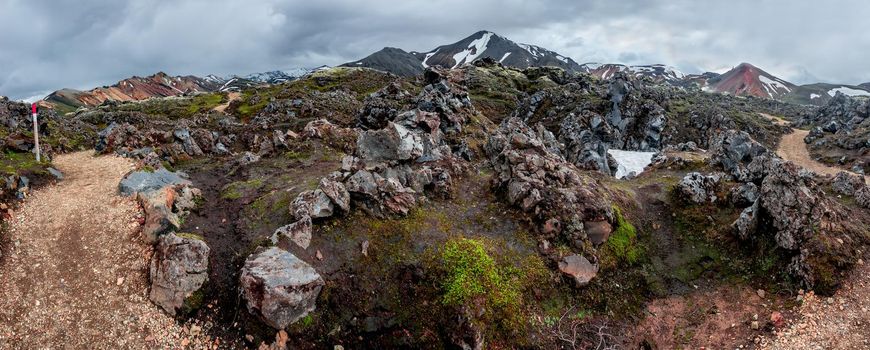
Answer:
31;103;40;162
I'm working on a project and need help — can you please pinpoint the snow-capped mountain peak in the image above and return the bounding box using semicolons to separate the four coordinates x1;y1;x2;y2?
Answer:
342;30;582;76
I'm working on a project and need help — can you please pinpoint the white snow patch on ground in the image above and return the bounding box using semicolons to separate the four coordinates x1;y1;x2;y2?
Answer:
810;93;821;99
827;86;870;97
499;52;511;63
452;33;493;68
607;149;656;179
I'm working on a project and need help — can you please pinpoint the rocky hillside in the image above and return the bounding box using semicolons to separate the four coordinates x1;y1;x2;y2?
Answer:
798;93;870;172
3;60;869;349
341;30;582;76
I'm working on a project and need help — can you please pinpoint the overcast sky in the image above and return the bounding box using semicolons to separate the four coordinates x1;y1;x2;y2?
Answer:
2;0;869;100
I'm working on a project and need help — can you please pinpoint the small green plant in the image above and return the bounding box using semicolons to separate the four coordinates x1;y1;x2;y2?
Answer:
300;314;314;327
606;205;643;265
441;238;520;308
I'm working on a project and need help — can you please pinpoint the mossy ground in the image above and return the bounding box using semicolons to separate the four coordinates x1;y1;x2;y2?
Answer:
111;92;226;120
1;151;51;176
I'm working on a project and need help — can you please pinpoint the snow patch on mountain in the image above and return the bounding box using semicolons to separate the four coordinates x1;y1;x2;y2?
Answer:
759;75;792;95
827;86;870;97
499;52;511;63
582;63;604;70
452;32;493;68
422;50;438;68
810;93;821;99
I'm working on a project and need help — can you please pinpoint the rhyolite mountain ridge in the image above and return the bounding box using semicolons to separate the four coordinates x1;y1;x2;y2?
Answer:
36;30;870;113
42;68;324;113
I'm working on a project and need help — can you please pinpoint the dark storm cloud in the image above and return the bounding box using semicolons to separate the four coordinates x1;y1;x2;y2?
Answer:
1;0;869;100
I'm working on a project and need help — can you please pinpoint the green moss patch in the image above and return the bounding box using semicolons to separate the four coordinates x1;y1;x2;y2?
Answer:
220;178;265;200
605;205;643;265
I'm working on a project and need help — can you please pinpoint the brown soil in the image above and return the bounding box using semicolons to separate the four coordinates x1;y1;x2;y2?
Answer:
0;151;215;349
777;129;868;183
629;284;796;349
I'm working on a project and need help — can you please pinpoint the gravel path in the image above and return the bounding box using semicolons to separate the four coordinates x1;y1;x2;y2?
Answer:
760;262;869;349
0;151;216;349
213;92;241;113
777;129;868;183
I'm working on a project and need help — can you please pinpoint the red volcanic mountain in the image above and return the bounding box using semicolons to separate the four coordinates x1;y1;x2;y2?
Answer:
706;63;796;99
43;72;222;112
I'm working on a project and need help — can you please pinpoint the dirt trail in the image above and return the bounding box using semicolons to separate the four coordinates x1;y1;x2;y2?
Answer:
213;92;241;113
777;129;868;183
0;151;201;349
760;262;870;349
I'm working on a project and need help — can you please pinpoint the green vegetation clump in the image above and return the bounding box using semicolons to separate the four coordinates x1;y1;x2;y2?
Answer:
112;92;225;120
440;237;520;309
606;205;643;265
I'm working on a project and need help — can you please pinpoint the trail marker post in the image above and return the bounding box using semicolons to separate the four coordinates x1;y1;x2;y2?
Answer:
31;103;40;162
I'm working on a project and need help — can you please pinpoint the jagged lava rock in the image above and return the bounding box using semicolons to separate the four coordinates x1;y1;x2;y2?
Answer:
149;232;209;316
675;172;723;204
239;247;325;329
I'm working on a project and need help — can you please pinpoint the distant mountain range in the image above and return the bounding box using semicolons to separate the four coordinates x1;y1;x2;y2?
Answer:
36;30;870;112
340;31;870;106
42;67;325;112
578;63;687;84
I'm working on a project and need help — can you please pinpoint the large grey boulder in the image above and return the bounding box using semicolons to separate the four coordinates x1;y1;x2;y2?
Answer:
119;168;192;196
831;171;865;196
173;128;204;156
149;233;209;316
356;122;424;162
856;187;870;209
760;163;828;250
239;247;325;330
675;172;723;204
709;129;768;177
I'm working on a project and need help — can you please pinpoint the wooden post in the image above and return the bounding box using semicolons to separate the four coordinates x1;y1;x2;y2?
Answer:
31;103;40;162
